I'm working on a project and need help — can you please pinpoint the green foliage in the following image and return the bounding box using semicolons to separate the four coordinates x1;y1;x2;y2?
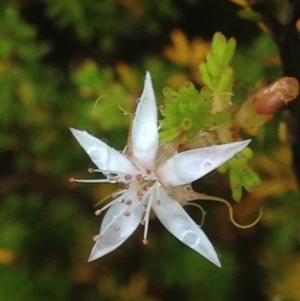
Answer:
72;61;132;131
144;233;237;301
160;32;261;201
218;147;261;201
160;82;230;142
237;7;263;22
232;34;280;85
0;7;49;61
1;1;300;301
47;0;181;41
200;32;236;92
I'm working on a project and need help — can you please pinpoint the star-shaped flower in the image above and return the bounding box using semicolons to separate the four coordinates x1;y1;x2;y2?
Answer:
70;72;250;267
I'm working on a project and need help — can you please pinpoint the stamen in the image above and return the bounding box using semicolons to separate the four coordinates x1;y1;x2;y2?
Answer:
93;235;99;242
97;193;124;212
113;224;120;231
125;174;132;181
100;186;152;238
137;190;144;200
94;189;124;207
69;178;112;183
142;239;148;245
136;174;143;181
90;169;102;173
120;183;130;190
95;209;102;216
88;168;95;173
98;185;152;238
142;185;156;243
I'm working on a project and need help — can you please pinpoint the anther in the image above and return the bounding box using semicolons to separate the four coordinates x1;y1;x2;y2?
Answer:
113;224;120;231
136;174;143;181
124;183;130;189
124;211;130;217
142;239;148;245
88;168;95;173
95;210;102;216
120;183;130;190
137;190;144;200
93;235;99;242
146;170;151;175
140;220;145;226
125;174;132;181
156;200;161;205
69;178;75;182
125;199;132;205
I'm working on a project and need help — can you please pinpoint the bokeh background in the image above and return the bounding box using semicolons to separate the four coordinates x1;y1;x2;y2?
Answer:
1;0;300;300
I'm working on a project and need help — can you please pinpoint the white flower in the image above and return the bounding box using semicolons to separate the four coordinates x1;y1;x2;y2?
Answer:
70;72;250;267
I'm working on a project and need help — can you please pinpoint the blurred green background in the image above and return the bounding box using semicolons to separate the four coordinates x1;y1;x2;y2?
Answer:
0;0;300;300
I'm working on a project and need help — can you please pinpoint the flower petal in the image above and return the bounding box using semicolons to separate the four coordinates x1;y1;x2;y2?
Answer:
157;140;251;186
88;200;144;261
70;128;137;174
152;188;221;267
131;72;158;170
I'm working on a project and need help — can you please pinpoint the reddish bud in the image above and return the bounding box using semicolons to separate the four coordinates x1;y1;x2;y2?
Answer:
252;77;299;115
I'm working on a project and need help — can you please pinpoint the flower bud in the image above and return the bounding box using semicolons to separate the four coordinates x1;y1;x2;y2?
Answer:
252;77;299;115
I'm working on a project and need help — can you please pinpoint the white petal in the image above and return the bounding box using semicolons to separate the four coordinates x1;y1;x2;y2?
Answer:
70;128;137;174
152;188;221;267
157;140;251;186
88;200;144;261
131;72;158;170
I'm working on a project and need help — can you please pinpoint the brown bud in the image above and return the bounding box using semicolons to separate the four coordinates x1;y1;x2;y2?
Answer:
252;77;299;115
